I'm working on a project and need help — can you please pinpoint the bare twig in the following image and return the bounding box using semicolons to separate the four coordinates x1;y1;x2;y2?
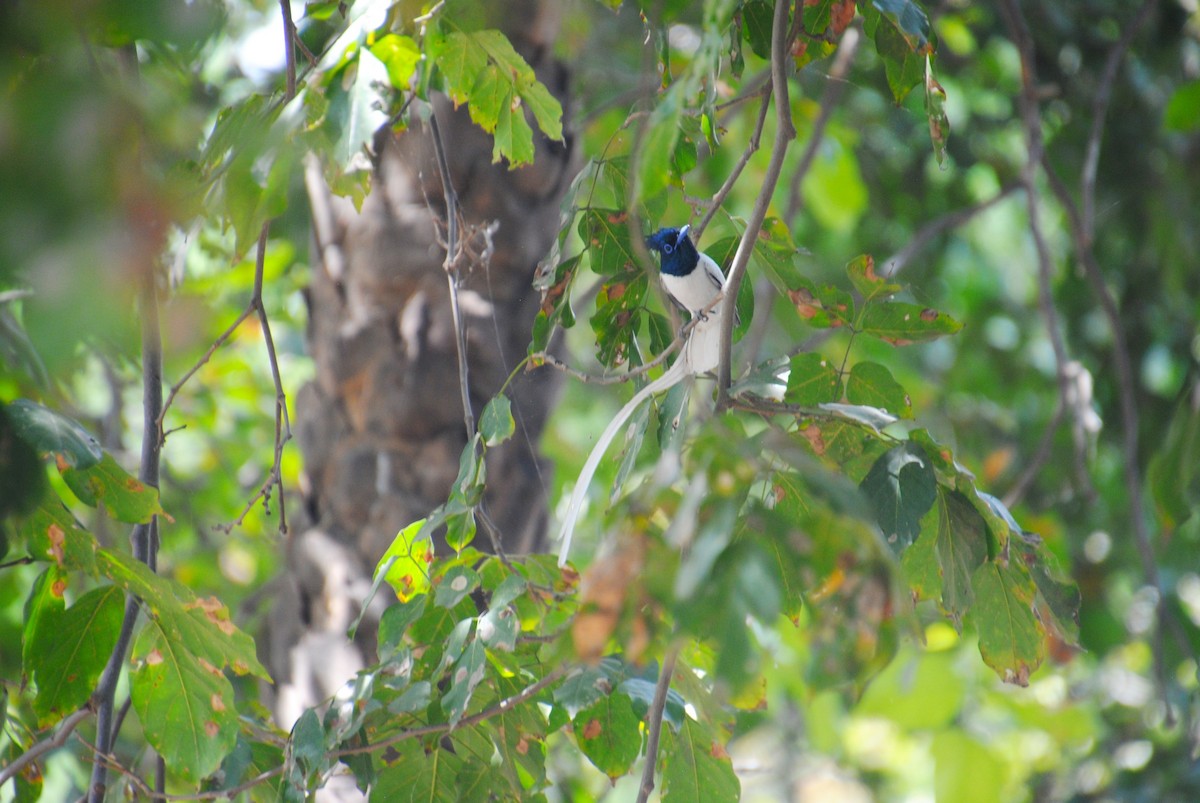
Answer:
1002;0;1188;723
695;89;771;239
0;707;92;787
784;23;862;225
998;0;1092;499
880;182;1020;277
80;664;567;800
278;0;297;100
427;108;476;440
1080;0;1159;244
89;252;164;801
716;0;796;407
157;305;256;444
636;644;680;803
250;223;293;535
530;311;704;385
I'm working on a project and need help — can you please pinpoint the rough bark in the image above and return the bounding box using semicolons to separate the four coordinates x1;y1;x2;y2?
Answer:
266;16;576;730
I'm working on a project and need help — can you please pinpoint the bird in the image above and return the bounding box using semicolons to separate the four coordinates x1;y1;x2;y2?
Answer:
557;223;734;566
645;224;732;322
644;224;737;375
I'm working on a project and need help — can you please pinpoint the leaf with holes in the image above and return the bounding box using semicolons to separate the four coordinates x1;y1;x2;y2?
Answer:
860;443;937;551
785;353;843;406
858;302;962;345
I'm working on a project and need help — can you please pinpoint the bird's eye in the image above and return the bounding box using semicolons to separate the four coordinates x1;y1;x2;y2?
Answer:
663;244;674;254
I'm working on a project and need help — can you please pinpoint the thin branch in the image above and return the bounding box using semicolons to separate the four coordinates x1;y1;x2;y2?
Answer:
89;253;164;801
1041;152;1200;710
157;304;256;445
427;108;476;440
1003;398;1065;508
1080;0;1159;244
82;664;568;801
880;182;1020;277
278;0;297;100
716;0;796;407
784;23;862;225
636;644;680;803
250;223;293;536
1002;0;1187;723
998;0;1093;499
0;707;93;787
694;89;771;240
336;664;569;759
530;311;703;385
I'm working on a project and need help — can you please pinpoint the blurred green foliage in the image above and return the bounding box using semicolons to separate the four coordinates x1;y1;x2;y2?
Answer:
1;0;1198;800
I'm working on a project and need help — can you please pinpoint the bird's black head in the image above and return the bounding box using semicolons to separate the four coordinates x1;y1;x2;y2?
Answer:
645;225;700;277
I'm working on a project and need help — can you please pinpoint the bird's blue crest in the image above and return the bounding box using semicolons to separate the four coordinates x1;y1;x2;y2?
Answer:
645;225;699;276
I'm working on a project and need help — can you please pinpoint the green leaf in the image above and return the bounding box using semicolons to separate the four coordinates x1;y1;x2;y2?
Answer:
333;48;390;174
442;639;487;726
1147;395;1200;532
580;209;638;276
925;56;950;165
370;34;420;90
97;548;269;680
970;560;1044;686
378;597;427;662
741;0;773;59
6;399;101;469
376;519;433;602
928;488;989;628
573;693;640;779
785;352;843;406
130;619;239;782
637;84;685;200
0;401;48;519
590;272;648;367
18;501;99;574
22;568;65;683
290;708;327;776
429;28;562;167
480;394;515;446
1165;80;1200;133
435;565;481;609
27;584;123;727
660;717;740;803
61;452;165;523
554;665;611;714
857;302;962;344
374;740;462;802
788;276;856;329
477;574;525;651
845;254;900;303
871;0;933;54
846;361;912;418
860;443;937;551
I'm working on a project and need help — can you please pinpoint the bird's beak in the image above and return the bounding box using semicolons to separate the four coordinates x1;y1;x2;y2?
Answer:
676;225;690;247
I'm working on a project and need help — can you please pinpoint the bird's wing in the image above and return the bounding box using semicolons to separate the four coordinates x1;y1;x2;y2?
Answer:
698;253;741;325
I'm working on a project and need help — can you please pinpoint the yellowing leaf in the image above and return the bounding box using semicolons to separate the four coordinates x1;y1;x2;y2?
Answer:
376;519;433;602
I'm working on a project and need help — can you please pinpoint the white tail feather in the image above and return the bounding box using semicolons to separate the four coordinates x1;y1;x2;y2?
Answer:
556;316;721;566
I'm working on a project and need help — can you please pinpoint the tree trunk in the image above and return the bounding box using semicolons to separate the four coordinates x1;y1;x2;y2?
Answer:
265;15;576;729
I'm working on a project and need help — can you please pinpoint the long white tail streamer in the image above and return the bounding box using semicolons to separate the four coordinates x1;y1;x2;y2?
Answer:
556;314;722;567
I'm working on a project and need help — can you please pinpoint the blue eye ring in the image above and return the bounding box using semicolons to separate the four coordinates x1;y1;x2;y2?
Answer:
663;244;674;254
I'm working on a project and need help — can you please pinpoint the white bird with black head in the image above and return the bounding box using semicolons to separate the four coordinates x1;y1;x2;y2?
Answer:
557;223;735;565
